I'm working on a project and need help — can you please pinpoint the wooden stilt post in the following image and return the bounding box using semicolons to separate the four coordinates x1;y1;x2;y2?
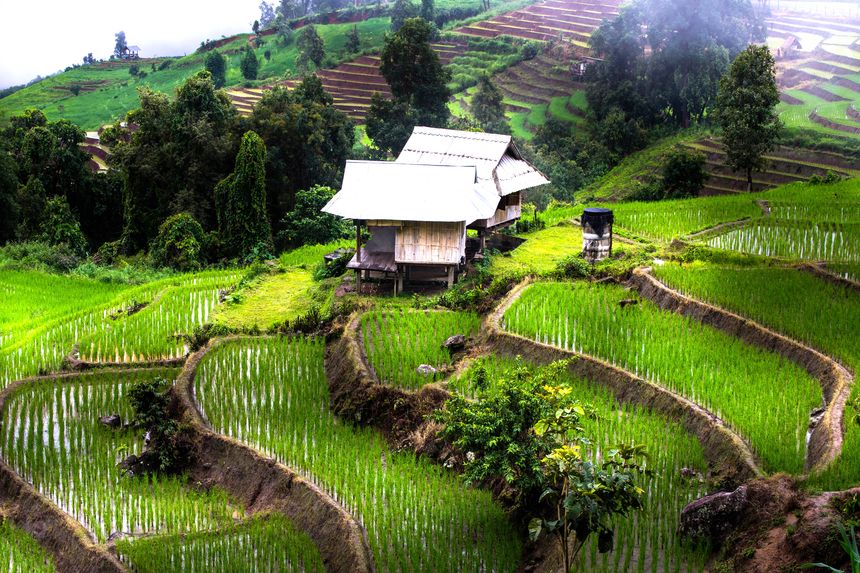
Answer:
355;221;362;263
447;265;455;288
355;269;362;294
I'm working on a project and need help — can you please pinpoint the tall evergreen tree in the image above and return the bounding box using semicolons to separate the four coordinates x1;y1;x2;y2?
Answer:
471;75;506;132
716;45;782;192
420;0;434;22
391;0;419;32
205;50;227;88
368;18;450;154
240;47;259;80
215;131;272;258
296;25;325;70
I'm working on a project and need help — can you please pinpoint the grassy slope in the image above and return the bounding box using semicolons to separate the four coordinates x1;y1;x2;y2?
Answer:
0;18;390;130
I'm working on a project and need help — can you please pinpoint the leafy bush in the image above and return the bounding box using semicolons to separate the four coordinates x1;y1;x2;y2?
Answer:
126;377;196;474
0;240;82;272
93;239;122;266
277;185;350;249
313;249;353;280
149;213;205;271
554;254;591;279
40;196;88;257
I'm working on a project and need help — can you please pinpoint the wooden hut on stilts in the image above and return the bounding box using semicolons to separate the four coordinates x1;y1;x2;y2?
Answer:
322;127;549;294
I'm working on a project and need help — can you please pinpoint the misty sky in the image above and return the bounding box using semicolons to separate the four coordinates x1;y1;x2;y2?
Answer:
0;0;263;88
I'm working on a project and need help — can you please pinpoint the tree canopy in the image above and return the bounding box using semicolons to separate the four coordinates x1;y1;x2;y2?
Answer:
296;25;325;70
368;18;450;155
716;44;782;191
204;50;227;88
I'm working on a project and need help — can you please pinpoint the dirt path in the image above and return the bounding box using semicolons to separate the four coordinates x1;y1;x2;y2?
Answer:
799;262;860;291
484;279;763;485
174;337;377;573
628;268;854;473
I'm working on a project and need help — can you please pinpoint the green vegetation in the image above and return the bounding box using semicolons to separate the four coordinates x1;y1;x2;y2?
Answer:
76;271;239;362
489;223;584;276
651;263;860;490
0;520;55;572
450;356;709;572
600;195;762;241
504;281;823;474
0;369;238;543
195;337;522;572
215;268;314;330
0;18;391;131
704;180;860;263
360;310;481;388
117;514;325;573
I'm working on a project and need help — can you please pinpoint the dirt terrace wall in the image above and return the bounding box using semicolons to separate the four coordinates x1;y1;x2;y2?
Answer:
486;280;763;487
800;262;860;292
0;372;131;573
325;314;450;448
174;337;376;573
628;268;854;473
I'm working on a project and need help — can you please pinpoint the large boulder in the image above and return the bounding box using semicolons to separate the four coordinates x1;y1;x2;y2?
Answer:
679;485;749;540
416;364;437;376
99;414;122;428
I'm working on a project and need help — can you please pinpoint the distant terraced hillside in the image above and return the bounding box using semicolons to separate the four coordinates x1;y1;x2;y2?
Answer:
227;42;466;121
452;49;587;138
455;0;621;49
683;138;860;195
767;11;860;139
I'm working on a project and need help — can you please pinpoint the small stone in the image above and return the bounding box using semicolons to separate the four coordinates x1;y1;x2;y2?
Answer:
417;364;437;375
443;334;467;351
99;414;122;428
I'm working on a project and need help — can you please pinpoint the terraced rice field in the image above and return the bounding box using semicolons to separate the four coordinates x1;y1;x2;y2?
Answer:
682;138;860;195
704;180;860;263
116;514;325;573
453;356;710;573
0;369;238;543
0;520;55;572
596;194;762;241
503;281;823;474
195;337;522;573
228;42;466;121
767;10;860;139
361;310;481;389
651;263;860;490
0;270;239;384
456;0;622;49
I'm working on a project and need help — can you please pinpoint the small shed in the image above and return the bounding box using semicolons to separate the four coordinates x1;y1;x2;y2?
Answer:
396;127;549;244
121;46;141;60
776;36;801;59
322;160;499;293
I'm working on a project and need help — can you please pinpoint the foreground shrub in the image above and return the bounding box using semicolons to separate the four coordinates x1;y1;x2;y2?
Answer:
150;213;205;271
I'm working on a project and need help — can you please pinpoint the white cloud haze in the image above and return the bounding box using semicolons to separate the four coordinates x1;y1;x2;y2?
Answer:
0;0;261;88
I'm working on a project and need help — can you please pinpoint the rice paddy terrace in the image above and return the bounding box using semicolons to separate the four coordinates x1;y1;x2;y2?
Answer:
0;177;857;572
766;10;860;138
455;0;622;49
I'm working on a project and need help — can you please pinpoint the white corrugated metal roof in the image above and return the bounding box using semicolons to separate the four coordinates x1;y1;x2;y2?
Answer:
322;161;499;224
396;126;549;196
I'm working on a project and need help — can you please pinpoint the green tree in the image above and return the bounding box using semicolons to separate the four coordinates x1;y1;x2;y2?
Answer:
150;213;206;271
365;95;418;156
438;361;648;572
661;147;708;199
587;0;762;129
296;25;325;70
420;0;434;22
215;131;272;259
114;31;127;58
368;18;450;153
277;185;350;248
471;75;506;132
114;71;236;252
40;196;88;257
0;150;18;243
716;44;782;192
205;50;227;88
16;177;46;241
248;77;353;246
391;0;419;32
259;1;276;26
345;25;361;53
240;47;259;80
